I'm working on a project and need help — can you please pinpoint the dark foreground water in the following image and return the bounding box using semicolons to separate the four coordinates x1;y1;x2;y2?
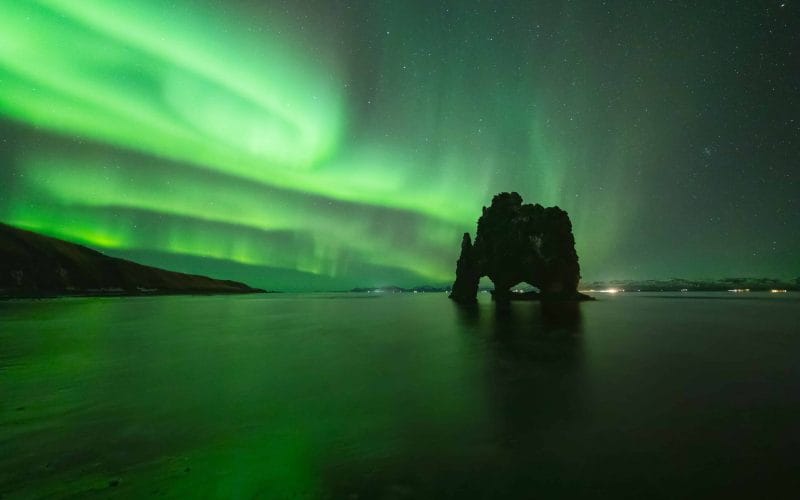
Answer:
1;292;799;498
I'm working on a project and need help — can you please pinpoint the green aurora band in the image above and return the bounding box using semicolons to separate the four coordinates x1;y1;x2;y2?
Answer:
1;0;796;289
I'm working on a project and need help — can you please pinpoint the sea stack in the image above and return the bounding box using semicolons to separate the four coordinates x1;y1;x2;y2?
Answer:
450;192;588;302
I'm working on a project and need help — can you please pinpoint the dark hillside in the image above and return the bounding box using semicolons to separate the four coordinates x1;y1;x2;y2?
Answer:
0;223;264;298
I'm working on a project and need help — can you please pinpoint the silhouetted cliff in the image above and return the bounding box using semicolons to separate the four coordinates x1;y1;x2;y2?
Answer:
450;192;589;302
0;223;264;298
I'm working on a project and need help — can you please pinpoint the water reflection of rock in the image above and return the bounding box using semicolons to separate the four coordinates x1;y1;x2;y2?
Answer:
322;300;590;498
459;300;592;496
484;300;586;434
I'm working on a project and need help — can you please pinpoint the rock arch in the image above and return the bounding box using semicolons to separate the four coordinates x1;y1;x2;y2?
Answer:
449;192;584;302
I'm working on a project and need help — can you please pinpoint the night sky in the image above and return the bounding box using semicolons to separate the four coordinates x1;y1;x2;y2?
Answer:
1;0;797;290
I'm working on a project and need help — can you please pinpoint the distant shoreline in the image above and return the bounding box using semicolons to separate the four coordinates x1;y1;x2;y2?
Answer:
3;289;796;301
0;289;273;301
345;280;798;295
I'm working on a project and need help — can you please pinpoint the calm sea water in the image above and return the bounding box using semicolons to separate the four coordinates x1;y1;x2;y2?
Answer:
1;292;799;498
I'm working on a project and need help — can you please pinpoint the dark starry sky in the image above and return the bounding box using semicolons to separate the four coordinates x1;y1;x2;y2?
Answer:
0;0;797;289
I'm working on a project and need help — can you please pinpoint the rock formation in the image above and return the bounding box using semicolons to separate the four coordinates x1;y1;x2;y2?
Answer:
449;192;587;302
448;233;481;303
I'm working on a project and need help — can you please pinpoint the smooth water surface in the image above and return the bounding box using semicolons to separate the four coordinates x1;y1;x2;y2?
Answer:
2;292;799;498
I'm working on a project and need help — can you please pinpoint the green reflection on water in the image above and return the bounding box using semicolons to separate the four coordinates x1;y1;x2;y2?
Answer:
4;293;799;498
1;295;519;498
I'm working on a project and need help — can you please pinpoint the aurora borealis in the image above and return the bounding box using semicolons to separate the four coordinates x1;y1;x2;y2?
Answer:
1;0;798;290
